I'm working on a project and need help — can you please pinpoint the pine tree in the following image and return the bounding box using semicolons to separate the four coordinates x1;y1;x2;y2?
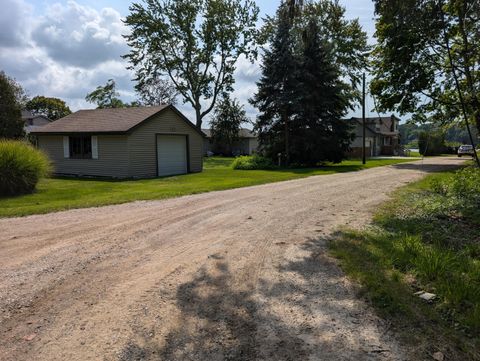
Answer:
250;4;299;165
292;19;353;164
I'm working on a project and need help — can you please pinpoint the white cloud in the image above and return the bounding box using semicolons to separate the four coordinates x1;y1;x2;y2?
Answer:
0;0;33;47
32;1;128;67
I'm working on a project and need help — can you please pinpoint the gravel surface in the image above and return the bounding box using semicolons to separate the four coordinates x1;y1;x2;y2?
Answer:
0;157;463;361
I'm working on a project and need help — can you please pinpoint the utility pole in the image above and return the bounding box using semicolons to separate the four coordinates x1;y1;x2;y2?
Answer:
362;73;366;165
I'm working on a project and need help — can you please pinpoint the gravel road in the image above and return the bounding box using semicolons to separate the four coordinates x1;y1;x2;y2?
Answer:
0;157;463;361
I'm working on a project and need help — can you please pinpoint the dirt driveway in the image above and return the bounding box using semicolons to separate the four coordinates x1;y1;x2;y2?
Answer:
0;157;463;361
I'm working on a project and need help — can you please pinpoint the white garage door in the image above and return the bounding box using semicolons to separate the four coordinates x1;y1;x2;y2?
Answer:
157;135;188;177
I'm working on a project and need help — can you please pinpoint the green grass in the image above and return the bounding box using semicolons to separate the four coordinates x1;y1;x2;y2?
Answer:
0;156;414;218
329;168;480;360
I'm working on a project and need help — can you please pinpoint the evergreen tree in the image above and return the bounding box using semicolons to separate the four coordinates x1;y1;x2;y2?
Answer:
210;94;249;155
250;5;299;165
0;71;24;139
292;19;352;164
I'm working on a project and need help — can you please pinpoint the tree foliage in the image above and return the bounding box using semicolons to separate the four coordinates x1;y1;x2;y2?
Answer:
371;0;480;133
210;94;249;155
251;6;299;164
261;0;370;106
85;79;126;109
124;0;259;128
0;71;24;139
251;5;353;165
26;96;71;120
135;76;178;106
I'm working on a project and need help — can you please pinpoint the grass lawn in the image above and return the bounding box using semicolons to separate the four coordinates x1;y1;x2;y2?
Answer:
0;156;414;218
329;168;480;360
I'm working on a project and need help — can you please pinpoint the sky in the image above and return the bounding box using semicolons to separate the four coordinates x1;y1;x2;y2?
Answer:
0;0;381;126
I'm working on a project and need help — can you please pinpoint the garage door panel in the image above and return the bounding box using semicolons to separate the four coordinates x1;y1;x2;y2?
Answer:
157;135;188;177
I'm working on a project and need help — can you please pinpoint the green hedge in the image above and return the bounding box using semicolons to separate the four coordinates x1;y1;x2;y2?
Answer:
0;139;51;196
231;155;277;170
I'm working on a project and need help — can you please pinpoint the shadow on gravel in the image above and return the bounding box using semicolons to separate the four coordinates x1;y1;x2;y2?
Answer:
119;238;391;361
390;160;462;173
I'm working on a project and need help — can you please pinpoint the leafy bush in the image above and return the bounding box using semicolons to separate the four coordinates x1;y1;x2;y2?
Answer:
0;140;51;196
418;130;446;155
431;166;480;205
231;155;277;170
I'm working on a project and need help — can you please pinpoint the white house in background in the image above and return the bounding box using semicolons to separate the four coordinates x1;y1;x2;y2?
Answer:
202;128;259;155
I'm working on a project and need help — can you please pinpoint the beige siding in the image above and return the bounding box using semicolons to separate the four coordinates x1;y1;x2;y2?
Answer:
38;135;130;177
128;109;203;177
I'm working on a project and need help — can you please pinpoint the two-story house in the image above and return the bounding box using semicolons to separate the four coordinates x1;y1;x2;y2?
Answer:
348;115;401;157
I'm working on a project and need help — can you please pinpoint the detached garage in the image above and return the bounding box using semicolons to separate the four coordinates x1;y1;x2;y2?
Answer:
31;105;205;178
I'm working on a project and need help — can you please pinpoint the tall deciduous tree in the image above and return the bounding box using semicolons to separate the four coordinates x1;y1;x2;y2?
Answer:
0;71;24;139
124;0;259;129
85;79;126;109
210;94;249;155
371;0;480;133
26;96;71;120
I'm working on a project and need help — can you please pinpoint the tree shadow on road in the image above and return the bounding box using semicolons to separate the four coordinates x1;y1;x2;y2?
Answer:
118;238;397;361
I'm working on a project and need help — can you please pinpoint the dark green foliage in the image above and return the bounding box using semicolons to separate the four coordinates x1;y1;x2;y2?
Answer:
0;140;51;196
124;0;259;128
400;122;479;146
210;94;249;155
210;94;248;155
371;0;480;134
231;155;276;170
418;131;446;155
0;71;24;139
291;19;353;164
251;6;353;165
260;0;370;105
85;79;126;108
251;6;298;164
26;96;71;120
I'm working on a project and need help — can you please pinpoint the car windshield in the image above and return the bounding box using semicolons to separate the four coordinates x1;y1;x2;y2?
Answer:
461;145;473;149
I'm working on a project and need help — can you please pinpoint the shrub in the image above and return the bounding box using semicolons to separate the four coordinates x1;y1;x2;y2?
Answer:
418;130;446;155
0;139;51;196
231;155;277;170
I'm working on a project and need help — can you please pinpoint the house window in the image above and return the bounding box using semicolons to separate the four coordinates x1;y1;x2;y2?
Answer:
384;137;392;146
69;136;92;159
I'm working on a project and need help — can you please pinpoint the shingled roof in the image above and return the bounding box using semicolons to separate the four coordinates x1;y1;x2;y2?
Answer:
202;128;256;138
30;105;203;136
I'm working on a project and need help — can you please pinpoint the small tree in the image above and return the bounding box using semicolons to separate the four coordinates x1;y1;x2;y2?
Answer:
210;94;249;155
0;71;24;139
124;0;259;129
26;96;71;120
85;79;126;109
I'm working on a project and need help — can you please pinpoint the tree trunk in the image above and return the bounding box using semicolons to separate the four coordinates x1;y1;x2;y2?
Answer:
195;106;202;129
284;111;290;166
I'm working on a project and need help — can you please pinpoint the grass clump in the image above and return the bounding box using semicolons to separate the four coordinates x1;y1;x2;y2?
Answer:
330;166;480;360
0;139;51;196
231;154;277;170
